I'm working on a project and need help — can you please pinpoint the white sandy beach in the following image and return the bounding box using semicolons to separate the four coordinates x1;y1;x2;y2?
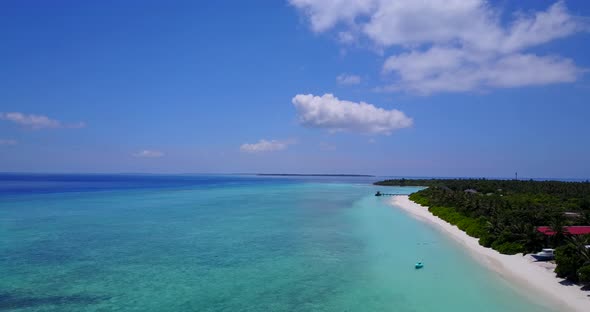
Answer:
390;195;590;312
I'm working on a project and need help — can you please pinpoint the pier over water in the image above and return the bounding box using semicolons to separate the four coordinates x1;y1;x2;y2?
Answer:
374;191;404;197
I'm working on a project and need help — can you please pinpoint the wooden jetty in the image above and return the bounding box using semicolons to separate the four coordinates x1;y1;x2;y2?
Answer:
375;191;403;197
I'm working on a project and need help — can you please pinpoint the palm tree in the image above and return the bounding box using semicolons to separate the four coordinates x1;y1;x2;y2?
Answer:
549;215;568;247
577;211;590;226
485;218;503;236
566;235;590;265
512;223;544;254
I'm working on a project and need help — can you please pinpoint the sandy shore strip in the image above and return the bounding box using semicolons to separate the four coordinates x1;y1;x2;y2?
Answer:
390;195;590;312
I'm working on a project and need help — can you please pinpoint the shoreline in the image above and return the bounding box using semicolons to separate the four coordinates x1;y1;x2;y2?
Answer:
389;195;590;312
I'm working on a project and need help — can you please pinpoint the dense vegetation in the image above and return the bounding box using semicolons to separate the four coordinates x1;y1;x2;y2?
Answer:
376;178;590;283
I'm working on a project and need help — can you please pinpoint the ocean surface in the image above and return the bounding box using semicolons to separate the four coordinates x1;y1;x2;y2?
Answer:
0;174;556;311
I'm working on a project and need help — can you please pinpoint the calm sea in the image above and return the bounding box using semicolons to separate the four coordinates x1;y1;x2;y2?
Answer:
0;174;556;311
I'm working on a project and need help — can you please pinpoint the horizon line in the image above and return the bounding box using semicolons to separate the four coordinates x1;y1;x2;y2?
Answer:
0;171;588;182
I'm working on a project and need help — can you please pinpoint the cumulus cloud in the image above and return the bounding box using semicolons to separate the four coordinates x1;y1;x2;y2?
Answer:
289;0;375;32
292;93;412;135
381;47;578;94
336;74;361;85
290;0;588;94
240;139;293;153
501;2;585;53
0;139;17;145
0;112;86;129
133;150;164;158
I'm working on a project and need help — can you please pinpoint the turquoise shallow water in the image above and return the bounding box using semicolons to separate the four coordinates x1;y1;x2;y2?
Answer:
0;176;557;311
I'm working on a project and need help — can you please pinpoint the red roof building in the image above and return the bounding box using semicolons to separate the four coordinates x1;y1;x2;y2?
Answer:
537;226;590;236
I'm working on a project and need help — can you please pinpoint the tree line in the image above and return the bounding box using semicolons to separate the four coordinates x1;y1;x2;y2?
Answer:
375;178;590;283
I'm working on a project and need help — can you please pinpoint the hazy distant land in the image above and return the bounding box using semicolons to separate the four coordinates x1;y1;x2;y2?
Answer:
256;173;375;177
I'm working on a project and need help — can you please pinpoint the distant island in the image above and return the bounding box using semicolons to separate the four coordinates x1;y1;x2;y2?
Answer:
258;173;375;177
375;178;590;285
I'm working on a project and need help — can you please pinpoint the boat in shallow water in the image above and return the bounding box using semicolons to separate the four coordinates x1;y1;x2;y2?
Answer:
415;262;424;269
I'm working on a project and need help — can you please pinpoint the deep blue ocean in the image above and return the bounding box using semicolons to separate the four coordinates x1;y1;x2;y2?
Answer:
0;174;558;311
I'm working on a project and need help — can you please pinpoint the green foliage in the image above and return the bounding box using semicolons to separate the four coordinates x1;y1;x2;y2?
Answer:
428;206;488;238
409;193;429;206
478;234;496;248
491;241;524;255
378;178;590;280
376;178;590;214
577;265;590;284
548;215;568;247
555;245;586;282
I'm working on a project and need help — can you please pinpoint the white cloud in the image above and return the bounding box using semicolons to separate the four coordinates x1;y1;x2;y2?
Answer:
0;112;86;129
240;139;292;153
289;0;375;32
0;112;60;129
338;31;356;44
0;139;17;145
336;73;361;85
133;150;164;158
381;47;578;94
501;2;585;53
292;93;412;135
363;0;499;49
290;0;588;94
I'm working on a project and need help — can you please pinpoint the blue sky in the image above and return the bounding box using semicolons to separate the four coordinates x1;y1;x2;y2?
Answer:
1;0;589;178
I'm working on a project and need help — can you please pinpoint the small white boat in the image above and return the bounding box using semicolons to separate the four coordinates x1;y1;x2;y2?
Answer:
531;248;555;261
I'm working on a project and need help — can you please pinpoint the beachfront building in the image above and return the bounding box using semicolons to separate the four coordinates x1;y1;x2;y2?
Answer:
536;226;590;236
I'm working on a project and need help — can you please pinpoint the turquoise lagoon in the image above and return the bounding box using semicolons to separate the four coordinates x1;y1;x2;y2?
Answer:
0;175;557;311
